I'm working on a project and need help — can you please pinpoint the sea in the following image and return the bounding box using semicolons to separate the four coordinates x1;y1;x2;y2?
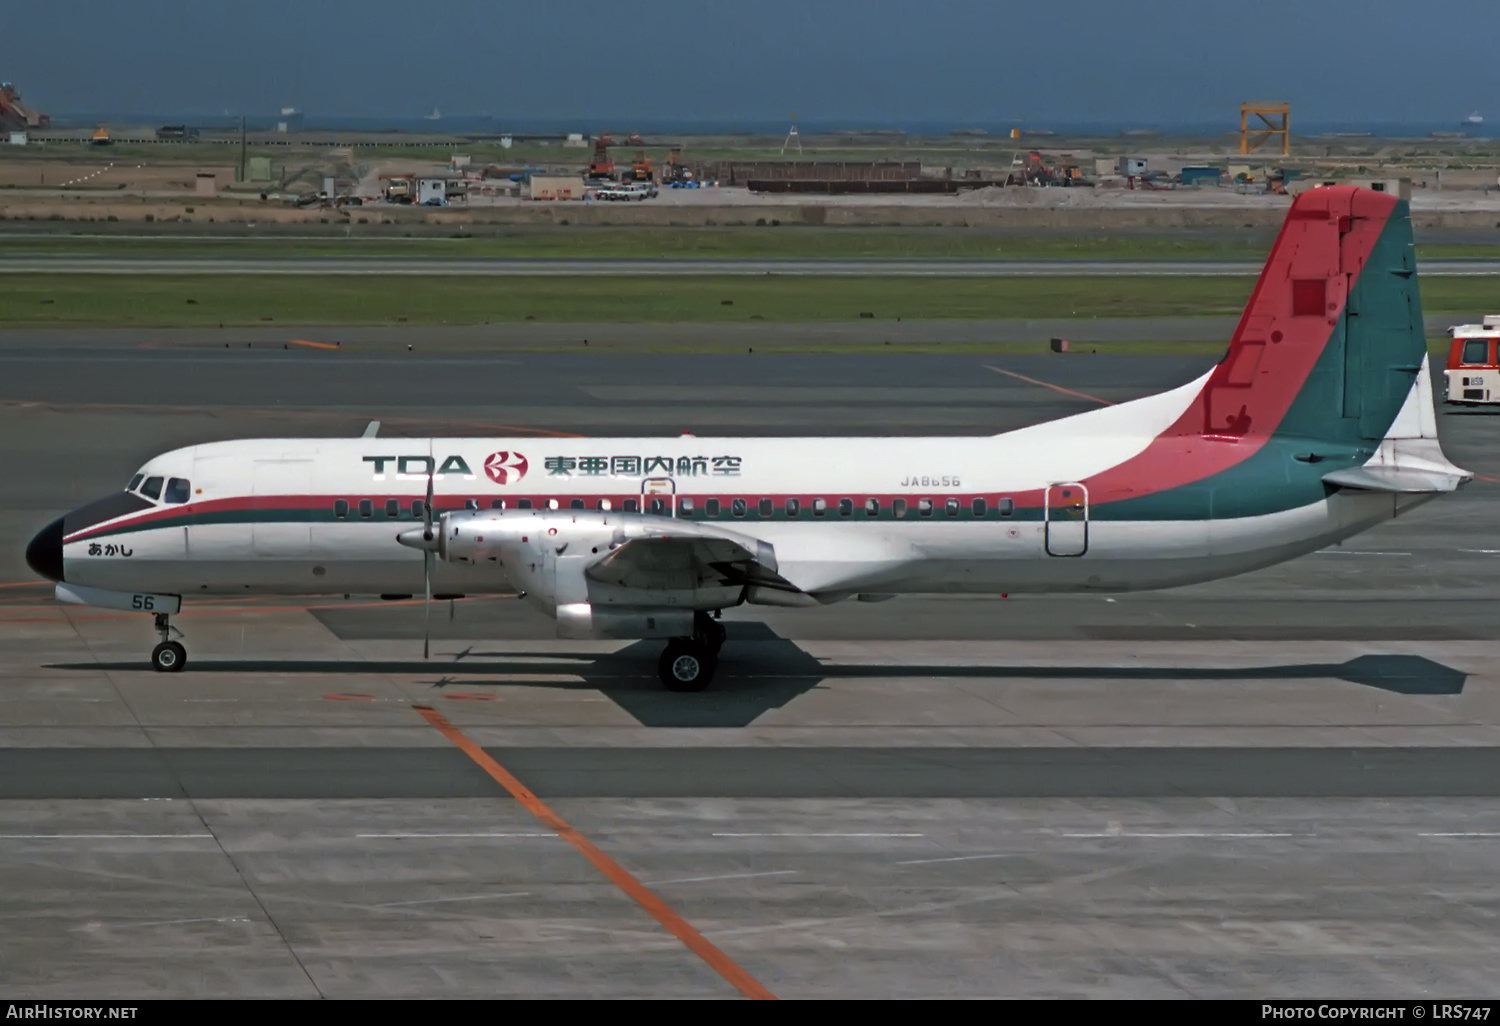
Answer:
36;114;1497;141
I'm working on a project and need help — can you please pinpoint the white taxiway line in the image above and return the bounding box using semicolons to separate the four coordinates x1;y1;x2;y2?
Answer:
0;833;215;839
1418;832;1500;838
651;870;801;885
376;892;532;907
713;832;925;838
1062;832;1296;839
355;832;556;839
896;853;1016;866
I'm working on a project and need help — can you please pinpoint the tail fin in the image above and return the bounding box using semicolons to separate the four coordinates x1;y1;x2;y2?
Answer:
1200;185;1429;446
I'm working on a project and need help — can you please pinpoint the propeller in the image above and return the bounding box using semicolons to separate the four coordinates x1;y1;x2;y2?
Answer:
422;466;434;659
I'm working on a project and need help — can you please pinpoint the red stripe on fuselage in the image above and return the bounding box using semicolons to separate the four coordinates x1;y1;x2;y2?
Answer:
1079;186;1397;504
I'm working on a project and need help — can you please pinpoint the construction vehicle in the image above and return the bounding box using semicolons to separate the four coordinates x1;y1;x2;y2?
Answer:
380;175;414;204
1005;150;1089;187
626;150;654;183
662;146;698;187
586;134;615;181
0;82;49;131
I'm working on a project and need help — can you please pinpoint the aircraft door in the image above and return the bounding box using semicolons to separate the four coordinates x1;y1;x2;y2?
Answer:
251;460;313;557
641;476;676;517
1045;482;1088;557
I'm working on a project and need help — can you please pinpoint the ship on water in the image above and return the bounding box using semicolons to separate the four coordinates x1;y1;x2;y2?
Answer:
1463;110;1484;126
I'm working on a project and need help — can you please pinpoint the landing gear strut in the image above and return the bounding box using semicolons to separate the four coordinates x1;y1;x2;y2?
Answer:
657;611;726;692
150;612;186;673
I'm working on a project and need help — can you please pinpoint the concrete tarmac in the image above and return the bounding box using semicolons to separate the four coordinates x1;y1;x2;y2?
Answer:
4;339;1500;997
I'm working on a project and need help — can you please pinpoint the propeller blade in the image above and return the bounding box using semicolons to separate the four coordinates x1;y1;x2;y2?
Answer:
422;468;435;541
423;549;432;660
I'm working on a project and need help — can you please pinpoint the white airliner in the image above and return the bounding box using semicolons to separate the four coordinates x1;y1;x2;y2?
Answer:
25;186;1469;691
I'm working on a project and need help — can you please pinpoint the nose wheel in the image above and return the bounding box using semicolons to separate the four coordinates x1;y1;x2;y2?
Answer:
656;611;726;692
150;612;187;673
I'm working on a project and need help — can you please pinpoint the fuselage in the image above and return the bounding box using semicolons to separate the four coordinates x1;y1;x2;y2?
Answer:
37;368;1429;606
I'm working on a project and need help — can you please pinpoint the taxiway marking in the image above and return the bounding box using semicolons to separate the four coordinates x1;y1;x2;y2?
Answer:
413;703;776;1001
983;365;1115;407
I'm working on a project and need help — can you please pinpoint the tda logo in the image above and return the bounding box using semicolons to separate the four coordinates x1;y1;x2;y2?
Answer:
484;451;528;485
363;454;477;480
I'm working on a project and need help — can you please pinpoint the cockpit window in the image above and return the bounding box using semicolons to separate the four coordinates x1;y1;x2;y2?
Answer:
140;476;164;501
163;478;191;504
128;474;144;492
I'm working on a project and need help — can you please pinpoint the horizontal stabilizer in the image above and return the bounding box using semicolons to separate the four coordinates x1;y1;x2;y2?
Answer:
1323;465;1468;494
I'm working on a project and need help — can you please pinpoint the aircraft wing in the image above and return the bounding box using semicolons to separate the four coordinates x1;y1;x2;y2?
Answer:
585;522;798;594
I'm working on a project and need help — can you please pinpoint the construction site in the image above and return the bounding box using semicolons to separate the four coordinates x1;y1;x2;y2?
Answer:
2;83;1499;232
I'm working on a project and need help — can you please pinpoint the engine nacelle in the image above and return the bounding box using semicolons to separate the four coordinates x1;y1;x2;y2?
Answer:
555;603;692;640
431;508;755;624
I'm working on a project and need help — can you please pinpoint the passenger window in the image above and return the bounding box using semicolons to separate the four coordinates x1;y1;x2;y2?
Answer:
335;499;350;518
128;474;144;492
785;498;800;517
598;499;612;511
358;499;373;518
865;498;879;517
518;499;533;510
569;498;584;510
648;497;665;515
946;497;960;517
679;497;695;514
813;498;827;516
408;499;423;517
705;498;721;516
547;499;560;510
140;476;164;501
163;478;191;504
386;499;400;517
731;498;746;517
918;498;933;517
759;497;772;517
465;499;480;511
490;499;505;509
893;498;908;518
998;498;1014;516
838;498;853;517
1463;339;1489;364
972;497;987;517
624;498;639;513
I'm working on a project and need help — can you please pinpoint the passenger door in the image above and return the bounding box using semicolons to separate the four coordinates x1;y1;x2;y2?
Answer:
1045;482;1088;557
251;460;313;557
641;476;676;518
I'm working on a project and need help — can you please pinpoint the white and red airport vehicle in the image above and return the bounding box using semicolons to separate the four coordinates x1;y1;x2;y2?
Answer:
1444;316;1500;405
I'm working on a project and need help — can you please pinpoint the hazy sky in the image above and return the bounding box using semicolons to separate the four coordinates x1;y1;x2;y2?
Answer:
4;0;1496;124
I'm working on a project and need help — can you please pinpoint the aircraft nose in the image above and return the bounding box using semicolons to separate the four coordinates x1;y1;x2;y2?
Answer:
25;517;64;583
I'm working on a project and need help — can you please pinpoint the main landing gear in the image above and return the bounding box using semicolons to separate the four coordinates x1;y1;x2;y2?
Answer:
150;612;186;673
657;611;727;693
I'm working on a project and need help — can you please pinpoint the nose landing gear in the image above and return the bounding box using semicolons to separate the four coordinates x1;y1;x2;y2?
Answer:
150;612;186;673
657;611;727;692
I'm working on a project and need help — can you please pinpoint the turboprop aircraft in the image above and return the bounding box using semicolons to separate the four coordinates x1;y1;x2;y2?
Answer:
25;186;1470;691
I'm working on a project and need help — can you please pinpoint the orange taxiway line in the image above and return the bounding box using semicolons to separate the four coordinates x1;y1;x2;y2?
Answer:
984;364;1116;407
287;338;342;350
412;703;776;1000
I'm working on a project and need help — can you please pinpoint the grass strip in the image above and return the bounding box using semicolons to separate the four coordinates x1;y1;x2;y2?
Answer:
0;273;1492;329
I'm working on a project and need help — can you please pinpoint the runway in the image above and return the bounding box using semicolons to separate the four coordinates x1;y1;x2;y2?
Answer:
3;339;1500;996
5;256;1500;276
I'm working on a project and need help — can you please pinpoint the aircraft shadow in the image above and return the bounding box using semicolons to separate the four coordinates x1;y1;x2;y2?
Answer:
49;621;1466;728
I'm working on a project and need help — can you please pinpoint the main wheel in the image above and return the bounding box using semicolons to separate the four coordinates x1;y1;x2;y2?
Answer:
658;640;715;692
151;641;187;673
